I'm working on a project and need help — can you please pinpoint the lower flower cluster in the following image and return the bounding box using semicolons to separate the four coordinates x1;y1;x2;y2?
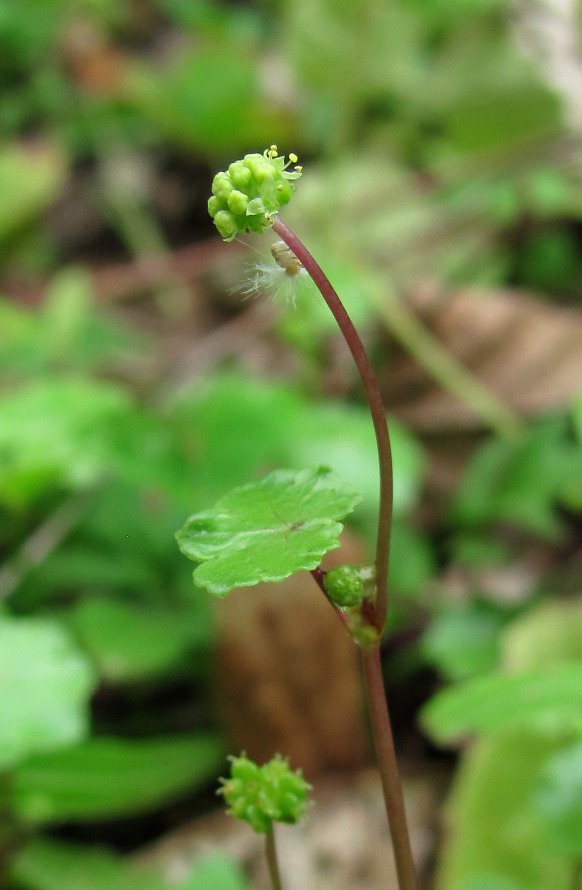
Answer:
218;753;311;834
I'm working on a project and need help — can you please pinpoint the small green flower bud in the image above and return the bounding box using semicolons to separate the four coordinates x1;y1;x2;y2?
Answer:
208;146;302;241
323;564;374;609
219;753;311;835
211;171;233;200
229;160;253;190
213;209;238;240
231;756;260;783
207;195;221;217
243;153;273;184
227;189;249;215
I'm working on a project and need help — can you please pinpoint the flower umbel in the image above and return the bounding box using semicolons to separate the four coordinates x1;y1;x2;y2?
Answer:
323;563;375;609
218;753;311;834
208;146;302;241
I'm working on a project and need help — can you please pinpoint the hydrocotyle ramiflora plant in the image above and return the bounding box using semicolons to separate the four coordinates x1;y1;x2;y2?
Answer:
177;146;418;890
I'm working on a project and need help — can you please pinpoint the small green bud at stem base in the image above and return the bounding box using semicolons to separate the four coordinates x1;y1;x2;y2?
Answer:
323;563;375;609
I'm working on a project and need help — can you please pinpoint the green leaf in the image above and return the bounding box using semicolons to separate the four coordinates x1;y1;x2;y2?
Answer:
531;742;582;858
422;664;582;744
127;46;287;153
573;392;582;445
0;617;96;770
387;519;434;599
12;734;225;824
422;600;510;682
0;285;140;379
0;377;131;508
9;838;168;890
454;877;524;890
0;143;66;247
180;854;250;890
9;839;250;890
452;420;577;539
172;374;304;510
64;597;203;683
502;599;582;673
287;402;425;518
434;729;569;890
176;467;361;596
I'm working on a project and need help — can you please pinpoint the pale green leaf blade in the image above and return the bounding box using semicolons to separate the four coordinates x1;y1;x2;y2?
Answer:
502;599;582;673
176;467;361;596
181;854;251;890
9;838;168;890
64;597;201;684
0;617;96;770
12;734;225;824
531;741;582;858
10;839;250;890
434;730;569;890
0;143;66;246
422;664;582;744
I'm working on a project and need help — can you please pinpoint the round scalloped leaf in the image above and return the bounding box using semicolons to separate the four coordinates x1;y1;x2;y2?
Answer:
175;467;361;596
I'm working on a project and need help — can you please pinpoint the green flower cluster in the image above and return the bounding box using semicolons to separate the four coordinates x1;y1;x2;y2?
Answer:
219;753;311;834
323;563;374;609
324;563;380;646
208;146;302;241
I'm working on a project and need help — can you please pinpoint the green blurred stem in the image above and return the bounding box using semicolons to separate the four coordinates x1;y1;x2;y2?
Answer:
572;860;582;890
265;824;283;890
362;645;418;890
272;217;393;632
0;491;94;600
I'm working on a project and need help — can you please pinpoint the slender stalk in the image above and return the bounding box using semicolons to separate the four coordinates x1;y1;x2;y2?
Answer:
362;645;418;890
272;217;418;890
265;824;284;890
272;217;393;631
571;859;582;890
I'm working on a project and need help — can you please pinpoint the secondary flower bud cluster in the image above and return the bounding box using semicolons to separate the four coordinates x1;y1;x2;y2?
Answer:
323;563;375;608
219;753;311;834
324;564;381;646
208;146;302;241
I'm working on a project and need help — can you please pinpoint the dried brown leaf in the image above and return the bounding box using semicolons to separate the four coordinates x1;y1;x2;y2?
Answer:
385;281;582;431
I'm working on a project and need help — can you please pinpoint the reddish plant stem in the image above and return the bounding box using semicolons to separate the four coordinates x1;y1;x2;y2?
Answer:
273;217;417;890
272;217;393;631
362;645;418;890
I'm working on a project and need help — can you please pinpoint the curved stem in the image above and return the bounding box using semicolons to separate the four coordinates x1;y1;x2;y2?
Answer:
272;217;393;631
273;217;418;890
362;645;418;890
265;824;284;890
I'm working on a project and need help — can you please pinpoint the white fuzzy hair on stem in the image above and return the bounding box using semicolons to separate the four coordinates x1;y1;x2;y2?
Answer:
236;239;310;307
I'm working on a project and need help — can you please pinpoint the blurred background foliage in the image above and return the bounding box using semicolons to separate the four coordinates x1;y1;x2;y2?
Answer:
1;0;582;888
